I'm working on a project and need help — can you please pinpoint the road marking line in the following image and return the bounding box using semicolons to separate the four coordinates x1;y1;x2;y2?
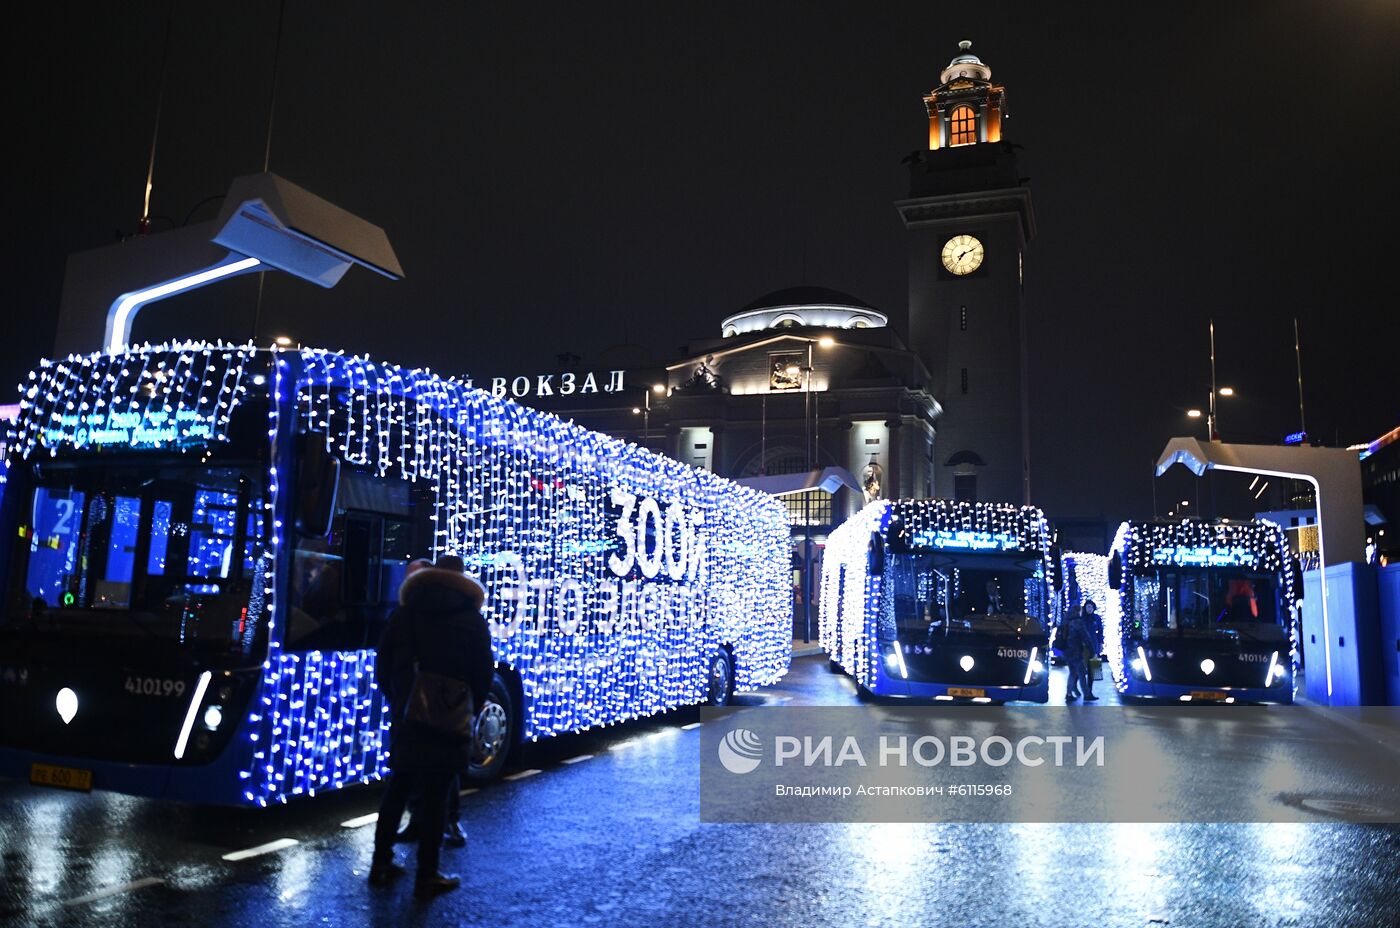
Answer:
340;813;379;828
222;838;299;861
503;768;541;781
561;754;594;764
459;787;479;796
681;722;703;730
63;877;165;907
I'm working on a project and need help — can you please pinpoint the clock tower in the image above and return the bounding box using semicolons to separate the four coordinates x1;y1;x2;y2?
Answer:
898;41;1035;505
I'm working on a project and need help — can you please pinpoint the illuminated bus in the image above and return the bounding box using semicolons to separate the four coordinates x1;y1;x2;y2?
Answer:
0;343;791;805
820;498;1053;702
1104;519;1298;703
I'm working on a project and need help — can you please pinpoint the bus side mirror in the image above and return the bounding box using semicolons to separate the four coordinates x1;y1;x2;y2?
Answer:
296;434;341;538
1107;552;1122;590
868;533;885;576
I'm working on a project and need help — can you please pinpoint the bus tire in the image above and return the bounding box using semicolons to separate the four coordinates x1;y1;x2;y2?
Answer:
466;672;517;784
827;659;845;676
705;647;735;707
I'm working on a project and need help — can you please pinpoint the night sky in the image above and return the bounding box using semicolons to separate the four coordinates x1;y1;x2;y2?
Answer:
10;1;1399;528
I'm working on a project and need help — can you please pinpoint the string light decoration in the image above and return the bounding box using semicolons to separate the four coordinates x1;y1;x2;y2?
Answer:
1060;552;1109;614
12;342;792;805
1049;551;1108;658
1102;519;1298;697
13;341;256;457
820;499;1054;691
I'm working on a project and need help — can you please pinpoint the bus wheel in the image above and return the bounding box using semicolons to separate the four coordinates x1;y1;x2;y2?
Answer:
827;659;845;675
705;648;734;707
466;672;516;783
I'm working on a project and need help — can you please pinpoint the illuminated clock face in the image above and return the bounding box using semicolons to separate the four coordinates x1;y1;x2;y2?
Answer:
941;234;985;276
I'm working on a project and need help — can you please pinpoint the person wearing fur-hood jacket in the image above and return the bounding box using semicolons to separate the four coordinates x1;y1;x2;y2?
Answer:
369;555;494;896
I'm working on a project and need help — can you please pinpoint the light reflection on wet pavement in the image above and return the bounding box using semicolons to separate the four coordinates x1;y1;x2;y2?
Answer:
3;656;1398;928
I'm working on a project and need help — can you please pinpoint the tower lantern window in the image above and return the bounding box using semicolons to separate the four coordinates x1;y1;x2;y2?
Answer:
949;105;978;147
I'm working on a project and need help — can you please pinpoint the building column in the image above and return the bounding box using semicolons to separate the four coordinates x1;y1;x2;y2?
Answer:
666;425;681;463
884;418;903;500
837;420;855;518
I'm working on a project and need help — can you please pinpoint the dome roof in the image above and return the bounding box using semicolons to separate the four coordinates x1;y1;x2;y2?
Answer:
738;286;875;314
721;286;887;338
939;40;991;85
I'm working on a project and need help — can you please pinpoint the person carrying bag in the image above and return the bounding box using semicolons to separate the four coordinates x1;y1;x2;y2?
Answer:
403;631;477;738
370;555;495;900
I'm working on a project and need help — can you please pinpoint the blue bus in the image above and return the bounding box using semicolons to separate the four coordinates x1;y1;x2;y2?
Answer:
1104;519;1298;703
0;343;791;804
819;498;1053;702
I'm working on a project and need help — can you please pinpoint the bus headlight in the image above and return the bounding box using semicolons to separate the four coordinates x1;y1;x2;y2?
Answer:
1133;646;1153;682
56;687;79;725
1264;651;1286;687
883;642;908;679
203;705;224;730
959;655;975;673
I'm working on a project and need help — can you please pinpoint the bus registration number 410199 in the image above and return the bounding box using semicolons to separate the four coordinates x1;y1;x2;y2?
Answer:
124;676;186;697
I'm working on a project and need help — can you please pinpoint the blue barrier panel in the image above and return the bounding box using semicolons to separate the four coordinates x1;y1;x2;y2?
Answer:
1378;564;1400;706
1301;563;1384;705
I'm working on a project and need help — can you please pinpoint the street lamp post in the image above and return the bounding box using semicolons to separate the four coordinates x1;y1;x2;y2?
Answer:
1187;387;1232;442
632;383;666;446
1208;318;1218;441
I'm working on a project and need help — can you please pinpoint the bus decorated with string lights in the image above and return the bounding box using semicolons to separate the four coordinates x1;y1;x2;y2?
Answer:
820;498;1054;702
0;343;791;805
1104;519;1298;703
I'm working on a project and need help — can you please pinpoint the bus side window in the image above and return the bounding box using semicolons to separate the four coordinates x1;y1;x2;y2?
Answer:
285;468;423;653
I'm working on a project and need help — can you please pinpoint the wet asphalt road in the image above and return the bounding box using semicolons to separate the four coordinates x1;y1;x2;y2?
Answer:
3;656;1400;928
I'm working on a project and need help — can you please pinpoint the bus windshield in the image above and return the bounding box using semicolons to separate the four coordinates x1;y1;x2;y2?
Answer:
886;550;1047;637
5;459;268;659
1130;567;1284;642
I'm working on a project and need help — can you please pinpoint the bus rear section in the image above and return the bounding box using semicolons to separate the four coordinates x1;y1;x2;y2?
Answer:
821;499;1052;703
1104;519;1298;704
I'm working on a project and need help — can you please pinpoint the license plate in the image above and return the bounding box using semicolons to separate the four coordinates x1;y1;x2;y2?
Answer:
30;763;93;792
947;687;986;698
1190;690;1228;701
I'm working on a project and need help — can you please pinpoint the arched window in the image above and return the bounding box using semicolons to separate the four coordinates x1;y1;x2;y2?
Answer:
949;105;977;147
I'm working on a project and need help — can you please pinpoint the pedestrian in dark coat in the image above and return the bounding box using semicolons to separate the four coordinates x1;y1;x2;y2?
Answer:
369;555;495;899
1082;600;1104;700
1063;606;1091;702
